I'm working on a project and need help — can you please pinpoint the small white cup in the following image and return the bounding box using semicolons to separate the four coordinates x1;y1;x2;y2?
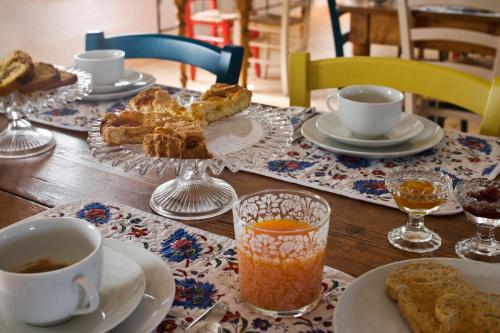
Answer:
326;85;404;139
74;49;125;85
0;217;103;326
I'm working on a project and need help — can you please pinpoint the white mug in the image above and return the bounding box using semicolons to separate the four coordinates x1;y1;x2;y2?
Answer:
74;49;125;85
0;217;103;326
326;85;403;139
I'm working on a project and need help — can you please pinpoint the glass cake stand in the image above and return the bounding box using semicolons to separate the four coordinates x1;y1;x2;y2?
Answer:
0;67;91;158
88;104;293;220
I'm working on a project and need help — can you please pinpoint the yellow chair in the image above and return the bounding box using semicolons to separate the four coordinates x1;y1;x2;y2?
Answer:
289;53;500;137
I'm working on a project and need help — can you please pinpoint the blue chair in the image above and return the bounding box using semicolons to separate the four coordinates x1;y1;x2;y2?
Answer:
85;31;244;85
327;0;349;57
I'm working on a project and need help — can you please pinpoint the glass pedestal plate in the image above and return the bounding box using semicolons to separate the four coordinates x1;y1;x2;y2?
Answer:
88;105;293;220
0;67;91;158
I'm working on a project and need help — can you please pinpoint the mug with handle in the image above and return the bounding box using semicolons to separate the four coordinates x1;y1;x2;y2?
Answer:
0;217;103;326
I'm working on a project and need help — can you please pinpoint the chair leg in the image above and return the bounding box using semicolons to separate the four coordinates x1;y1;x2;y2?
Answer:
251;46;261;78
263;34;271;78
221;20;231;45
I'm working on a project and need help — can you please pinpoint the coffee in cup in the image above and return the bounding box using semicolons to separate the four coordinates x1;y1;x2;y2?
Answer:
0;217;103;326
74;49;125;86
326;85;404;139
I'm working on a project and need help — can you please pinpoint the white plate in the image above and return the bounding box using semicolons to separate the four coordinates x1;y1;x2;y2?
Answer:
316;112;424;147
334;258;500;333
92;70;144;94
302;114;444;159
0;247;146;333
106;239;175;333
84;72;156;101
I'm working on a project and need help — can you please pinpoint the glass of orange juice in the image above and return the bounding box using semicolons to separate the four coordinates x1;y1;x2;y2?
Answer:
233;189;330;318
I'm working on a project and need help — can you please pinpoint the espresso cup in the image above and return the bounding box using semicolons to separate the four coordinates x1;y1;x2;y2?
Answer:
0;217;103;326
74;49;125;85
326;85;404;139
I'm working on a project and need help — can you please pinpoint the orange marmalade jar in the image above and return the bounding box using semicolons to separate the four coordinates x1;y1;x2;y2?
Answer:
233;190;330;317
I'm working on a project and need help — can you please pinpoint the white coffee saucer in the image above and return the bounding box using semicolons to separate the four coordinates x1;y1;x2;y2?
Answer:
84;72;156;101
106;239;175;333
302;114;444;159
0;247;146;333
92;70;144;94
316;112;424;147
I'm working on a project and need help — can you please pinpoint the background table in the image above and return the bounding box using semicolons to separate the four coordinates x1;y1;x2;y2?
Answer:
338;0;500;56
2;115;495;278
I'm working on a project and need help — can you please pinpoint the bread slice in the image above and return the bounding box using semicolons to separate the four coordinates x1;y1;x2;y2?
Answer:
0;50;35;96
58;70;77;86
397;277;473;333
435;291;500;333
20;62;60;93
386;262;462;300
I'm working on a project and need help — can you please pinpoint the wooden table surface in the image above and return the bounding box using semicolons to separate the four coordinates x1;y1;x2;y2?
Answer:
2;114;495;278
337;0;500;56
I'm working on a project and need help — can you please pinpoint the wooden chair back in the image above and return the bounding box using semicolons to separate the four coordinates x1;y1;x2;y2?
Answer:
397;0;500;79
85;31;243;84
288;53;500;136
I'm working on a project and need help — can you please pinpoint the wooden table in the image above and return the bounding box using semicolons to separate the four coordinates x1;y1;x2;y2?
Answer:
337;0;500;56
2;115;495;278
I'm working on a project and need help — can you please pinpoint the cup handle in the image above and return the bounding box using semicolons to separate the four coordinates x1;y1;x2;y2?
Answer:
326;95;336;112
73;276;99;315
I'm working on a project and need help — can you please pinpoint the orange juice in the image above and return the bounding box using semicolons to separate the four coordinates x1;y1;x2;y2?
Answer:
237;219;325;311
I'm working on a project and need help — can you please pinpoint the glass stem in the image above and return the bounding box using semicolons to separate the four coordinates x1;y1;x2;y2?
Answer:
175;160;208;184
474;225;496;247
406;213;425;232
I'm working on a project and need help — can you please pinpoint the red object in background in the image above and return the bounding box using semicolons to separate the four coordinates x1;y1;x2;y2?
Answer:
185;0;261;81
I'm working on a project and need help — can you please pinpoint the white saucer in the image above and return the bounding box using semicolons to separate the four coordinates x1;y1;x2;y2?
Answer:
92;70;144;94
84;72;156;101
334;258;500;333
0;247;146;333
316;112;424;147
106;239;175;333
302;114;444;159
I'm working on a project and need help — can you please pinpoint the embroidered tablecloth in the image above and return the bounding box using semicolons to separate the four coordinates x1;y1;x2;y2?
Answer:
28;85;500;215
31;200;353;333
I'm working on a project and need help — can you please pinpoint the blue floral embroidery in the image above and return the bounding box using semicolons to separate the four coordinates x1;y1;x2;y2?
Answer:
106;101;127;112
252;318;272;331
353;179;388;195
76;202;111;224
458;136;492;155
174;278;216;309
433;168;462;188
161;229;202;263
336;155;370;169
223;248;237;256
42;108;78;117
482;164;496;176
267;160;315;173
416;148;436;157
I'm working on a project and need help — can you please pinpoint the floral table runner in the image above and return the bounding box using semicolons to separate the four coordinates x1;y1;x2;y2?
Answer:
31;200;353;333
29;85;500;215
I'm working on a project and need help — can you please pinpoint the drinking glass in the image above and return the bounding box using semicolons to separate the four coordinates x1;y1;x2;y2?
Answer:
455;179;500;263
233;189;330;318
385;168;452;253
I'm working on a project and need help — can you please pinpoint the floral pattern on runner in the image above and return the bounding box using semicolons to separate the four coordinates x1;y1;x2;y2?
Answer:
243;132;500;215
29;85;500;215
35;200;353;333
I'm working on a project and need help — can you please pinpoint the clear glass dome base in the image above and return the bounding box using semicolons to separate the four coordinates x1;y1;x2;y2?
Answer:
0;120;56;158
455;238;500;263
150;161;237;220
388;225;441;253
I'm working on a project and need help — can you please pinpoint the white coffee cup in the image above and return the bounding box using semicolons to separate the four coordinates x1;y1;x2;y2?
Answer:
74;49;125;85
0;217;103;326
326;85;404;139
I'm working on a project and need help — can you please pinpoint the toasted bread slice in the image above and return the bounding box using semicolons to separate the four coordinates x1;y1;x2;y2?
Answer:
397;277;473;333
58;70;77;86
386;262;462;300
0;50;35;96
20;62;60;93
435;291;500;333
